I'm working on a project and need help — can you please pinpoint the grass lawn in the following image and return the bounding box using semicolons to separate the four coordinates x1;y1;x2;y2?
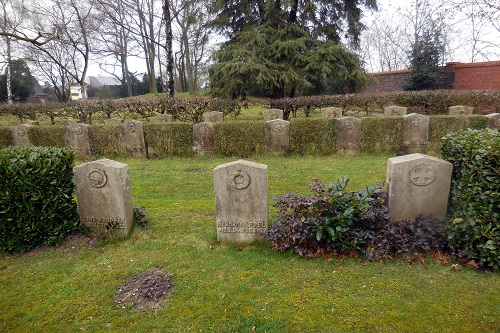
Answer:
0;155;499;332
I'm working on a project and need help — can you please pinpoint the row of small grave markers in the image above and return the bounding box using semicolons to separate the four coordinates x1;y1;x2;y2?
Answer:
73;153;453;243
10;107;500;159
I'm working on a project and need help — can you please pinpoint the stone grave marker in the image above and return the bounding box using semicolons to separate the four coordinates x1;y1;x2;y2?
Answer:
11;124;32;147
203;111;223;123
122;120;147;158
486;113;500;130
265;119;290;155
155;114;174;123
66;123;91;158
448;105;473;115
386;153;452;221
193;122;215;155
384;105;407;116
104;118;124;125
73;158;133;237
263;109;284;121
213;160;268;243
402;113;430;154
60;119;78;126
336;116;361;155
322;107;343;118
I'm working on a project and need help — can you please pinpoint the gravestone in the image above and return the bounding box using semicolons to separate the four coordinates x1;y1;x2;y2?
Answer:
155;114;174;123
213;160;268;243
104;118;124;125
23;120;39;125
384;105;407;116
265;119;290;154
11;124;32;147
386;153;452;221
263;109;283;121
60;119;77;126
193;122;215;155
203;111;223;123
448;105;473;115
322;107;343;118
66;123;91;158
336;116;361;155
486;113;500;130
122;120;147;158
402;113;429;153
73;159;133;237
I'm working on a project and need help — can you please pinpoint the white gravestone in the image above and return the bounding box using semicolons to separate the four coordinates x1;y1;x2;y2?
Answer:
322;107;343;118
155;114;174;123
203;111;224;123
384;105;407;116
403;113;430;154
386;153;453;221
193;122;215;155
73;159;133;237
214;160;268;243
486;113;500;130
336;117;361;155
122;120;147;158
448;105;473;115
11;124;32;147
66;123;91;158
265;119;290;155
263;109;284;121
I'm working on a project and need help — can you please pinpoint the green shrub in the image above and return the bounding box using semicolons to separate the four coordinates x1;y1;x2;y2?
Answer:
0;147;79;252
144;123;194;157
0;126;13;148
441;129;500;270
289;118;337;155
28;125;67;148
428;115;488;153
214;121;266;157
361;117;404;154
88;124;124;158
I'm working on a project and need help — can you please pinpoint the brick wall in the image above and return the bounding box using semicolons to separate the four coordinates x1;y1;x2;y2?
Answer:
363;60;500;92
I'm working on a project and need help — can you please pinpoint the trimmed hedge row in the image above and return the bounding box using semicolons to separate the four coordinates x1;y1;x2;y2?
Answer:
441;129;500;270
0;147;80;252
0;115;491;158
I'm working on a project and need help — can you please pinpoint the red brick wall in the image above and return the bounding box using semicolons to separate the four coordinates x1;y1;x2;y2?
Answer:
363;60;500;92
444;61;500;90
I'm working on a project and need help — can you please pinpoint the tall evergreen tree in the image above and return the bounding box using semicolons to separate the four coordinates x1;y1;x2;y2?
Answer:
208;0;376;99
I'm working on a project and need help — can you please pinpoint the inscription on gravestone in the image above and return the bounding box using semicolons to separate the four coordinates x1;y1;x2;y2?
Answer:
384;105;407;116
66;123;91;158
203;111;223;123
265;119;290;155
263;109;284;121
214;160;268;243
403;113;429;154
122;120;147;158
193;122;215;155
448;105;473;115
336;117;361;155
386;153;452;221
321;107;343;118
11;124;32;147
73;159;133;236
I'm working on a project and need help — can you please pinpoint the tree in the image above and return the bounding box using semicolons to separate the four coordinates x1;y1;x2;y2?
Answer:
164;0;174;97
0;59;35;101
208;0;376;99
405;29;443;91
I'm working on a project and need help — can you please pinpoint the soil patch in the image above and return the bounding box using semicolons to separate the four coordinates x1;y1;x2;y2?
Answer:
114;266;174;311
23;232;97;257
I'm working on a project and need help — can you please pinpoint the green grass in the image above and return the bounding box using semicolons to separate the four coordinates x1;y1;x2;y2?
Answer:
1;155;499;332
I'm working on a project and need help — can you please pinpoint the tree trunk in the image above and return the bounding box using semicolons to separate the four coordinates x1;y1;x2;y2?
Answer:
5;36;12;104
164;0;174;98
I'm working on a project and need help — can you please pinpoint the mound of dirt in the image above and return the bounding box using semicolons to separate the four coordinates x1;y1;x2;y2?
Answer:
114;266;174;311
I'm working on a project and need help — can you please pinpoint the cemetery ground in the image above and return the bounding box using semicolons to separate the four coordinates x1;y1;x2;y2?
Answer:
1;155;499;332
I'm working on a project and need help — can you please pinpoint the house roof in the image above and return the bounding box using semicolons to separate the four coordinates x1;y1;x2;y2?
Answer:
87;76;122;87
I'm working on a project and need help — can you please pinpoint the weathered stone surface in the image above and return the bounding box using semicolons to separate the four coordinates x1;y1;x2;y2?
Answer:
60;119;78;126
23;120;39;125
11;124;32;147
486;113;500;129
263;109;284;121
122;120;147;158
265;119;290;155
402;113;429;154
155;114;174;123
203;111;223;123
384;105;407;116
193;122;215;155
448;105;473;115
214;160;268;243
336;116;361;155
322;107;343;118
386;153;452;221
73;159;133;237
66;123;91;158
104;118;124;125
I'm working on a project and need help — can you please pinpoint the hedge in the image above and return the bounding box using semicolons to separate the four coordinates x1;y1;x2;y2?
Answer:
290;118;337;155
0;147;79;252
214;121;266;157
441;129;500;270
0;127;13;147
360;117;404;154
88;124;124;157
28;125;67;148
144;123;194;157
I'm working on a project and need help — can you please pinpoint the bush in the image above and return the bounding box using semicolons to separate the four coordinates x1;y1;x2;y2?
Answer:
213;121;266;157
361;117;404;154
268;177;449;260
289;118;337;155
428;115;488;153
144;123;194;157
28;125;67;148
0;147;79;251
0;126;14;148
88;124;124;157
441;129;500;270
